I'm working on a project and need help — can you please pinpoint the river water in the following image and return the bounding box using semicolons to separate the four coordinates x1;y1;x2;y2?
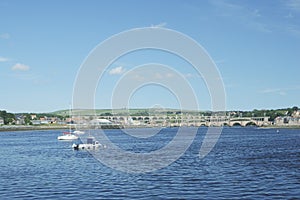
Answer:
0;127;299;199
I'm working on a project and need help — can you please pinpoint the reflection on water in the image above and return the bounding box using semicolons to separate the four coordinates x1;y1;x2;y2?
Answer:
0;127;299;199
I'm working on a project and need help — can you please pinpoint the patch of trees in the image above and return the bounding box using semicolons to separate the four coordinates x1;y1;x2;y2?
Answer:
100;112;113;116
19;113;65;120
229;106;299;121
0;110;16;125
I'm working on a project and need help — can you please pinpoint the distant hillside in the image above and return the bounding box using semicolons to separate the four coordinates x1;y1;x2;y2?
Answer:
52;108;182;116
51;106;299;121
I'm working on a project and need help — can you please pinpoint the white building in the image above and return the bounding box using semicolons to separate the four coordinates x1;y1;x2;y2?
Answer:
89;118;112;125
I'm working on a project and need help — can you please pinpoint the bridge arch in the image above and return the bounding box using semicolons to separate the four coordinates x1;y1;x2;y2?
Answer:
231;122;242;127
245;121;258;126
199;123;207;127
223;122;230;127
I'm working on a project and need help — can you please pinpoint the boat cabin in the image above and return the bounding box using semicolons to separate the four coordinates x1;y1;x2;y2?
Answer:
87;137;99;145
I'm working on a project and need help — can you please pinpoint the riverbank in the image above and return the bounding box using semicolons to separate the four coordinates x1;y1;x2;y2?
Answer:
0;124;123;132
1;124;300;132
0;125;69;132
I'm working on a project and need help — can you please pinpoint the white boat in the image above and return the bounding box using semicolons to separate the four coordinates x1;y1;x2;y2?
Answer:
57;132;79;140
72;137;101;150
73;130;85;134
57;105;79;140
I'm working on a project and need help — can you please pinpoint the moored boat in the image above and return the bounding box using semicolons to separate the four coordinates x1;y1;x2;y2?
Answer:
73;130;85;134
57;132;79;140
72;136;101;150
57;105;79;140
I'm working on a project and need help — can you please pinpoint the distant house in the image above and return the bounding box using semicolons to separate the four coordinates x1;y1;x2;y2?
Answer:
38;117;49;124
40;120;49;124
30;114;37;120
31;120;41;125
0;117;4;125
292;111;300;118
274;116;300;126
15;118;25;125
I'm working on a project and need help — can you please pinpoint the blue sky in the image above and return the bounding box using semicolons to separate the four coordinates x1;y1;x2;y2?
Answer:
0;0;300;113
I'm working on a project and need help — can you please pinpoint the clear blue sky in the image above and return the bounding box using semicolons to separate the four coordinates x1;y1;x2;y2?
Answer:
0;0;300;113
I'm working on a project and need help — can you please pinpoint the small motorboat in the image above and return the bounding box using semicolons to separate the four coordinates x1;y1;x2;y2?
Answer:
57;132;79;140
72;137;101;150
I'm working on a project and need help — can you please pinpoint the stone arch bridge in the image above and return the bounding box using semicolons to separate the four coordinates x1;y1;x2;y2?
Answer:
99;115;270;127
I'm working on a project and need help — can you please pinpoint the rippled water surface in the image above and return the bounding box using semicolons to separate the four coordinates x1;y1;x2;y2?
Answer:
0;127;299;199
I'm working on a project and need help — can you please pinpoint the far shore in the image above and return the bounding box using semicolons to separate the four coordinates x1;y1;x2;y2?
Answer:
1;124;300;132
0;125;69;132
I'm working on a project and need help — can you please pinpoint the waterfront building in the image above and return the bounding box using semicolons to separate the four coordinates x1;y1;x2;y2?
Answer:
274;116;300;126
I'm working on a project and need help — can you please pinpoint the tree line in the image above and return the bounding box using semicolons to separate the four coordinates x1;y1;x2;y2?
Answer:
0;110;65;125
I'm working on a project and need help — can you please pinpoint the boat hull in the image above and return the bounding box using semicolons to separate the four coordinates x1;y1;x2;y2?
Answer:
57;134;78;140
73;130;85;134
72;143;101;150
